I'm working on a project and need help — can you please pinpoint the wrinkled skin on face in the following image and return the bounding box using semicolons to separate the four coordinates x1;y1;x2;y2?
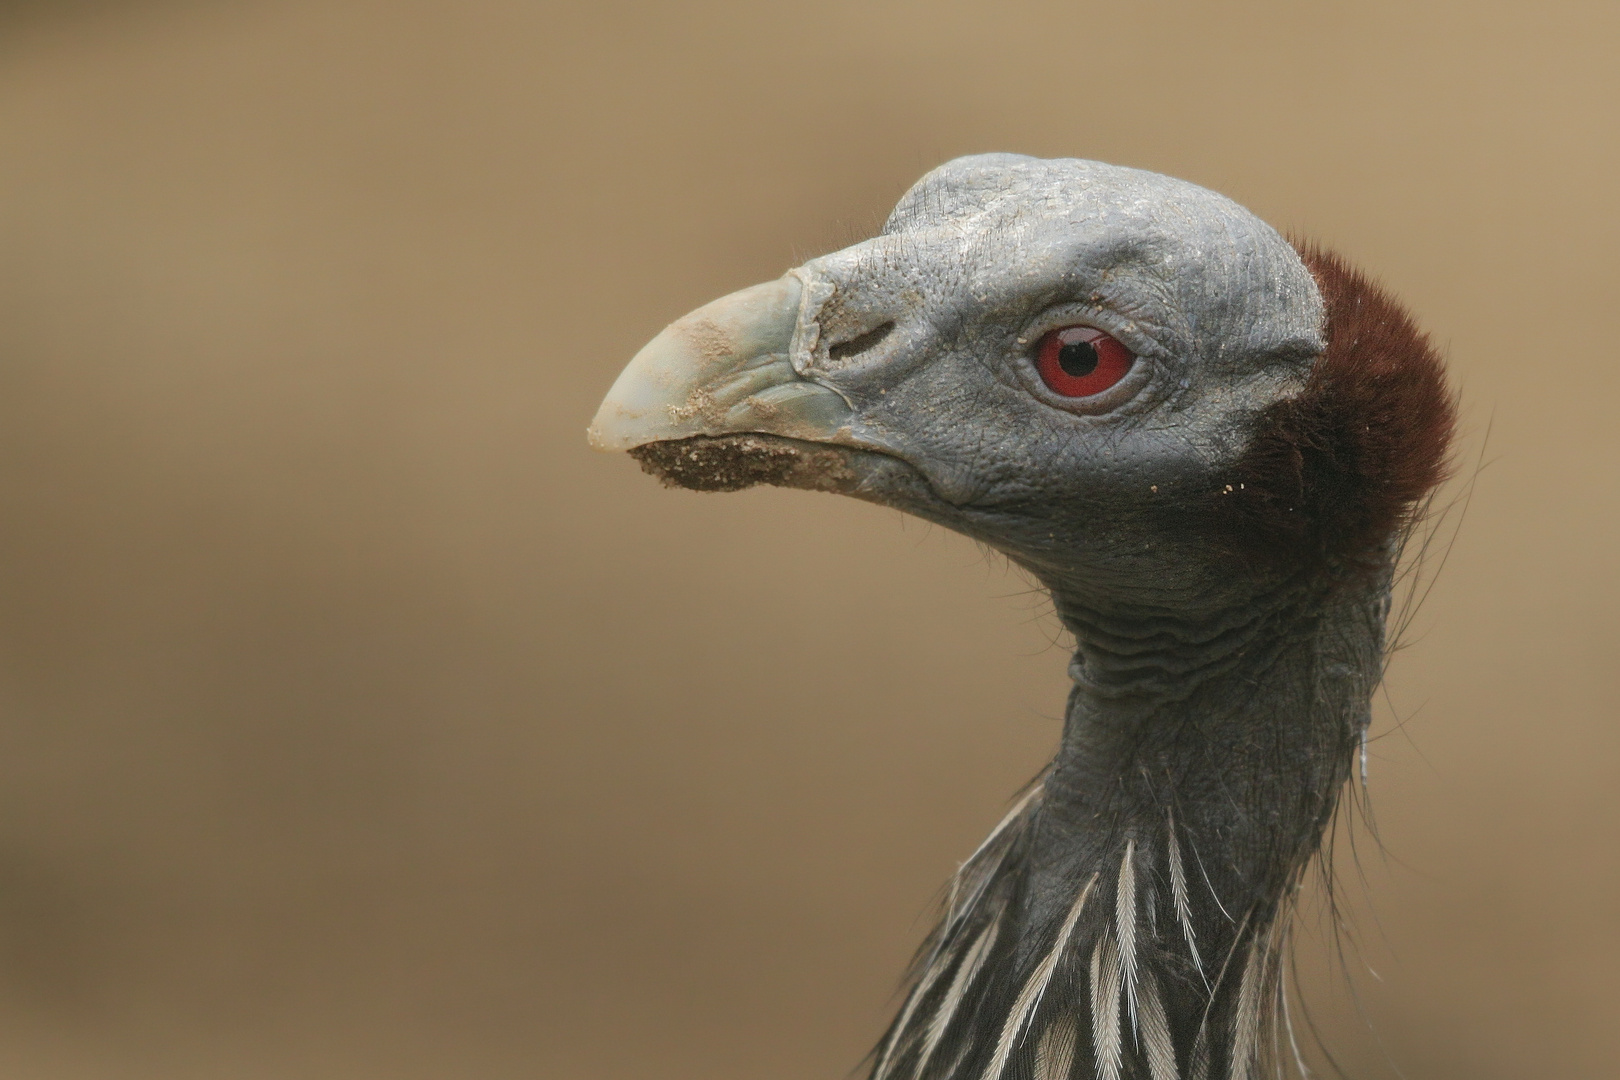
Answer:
593;154;1327;608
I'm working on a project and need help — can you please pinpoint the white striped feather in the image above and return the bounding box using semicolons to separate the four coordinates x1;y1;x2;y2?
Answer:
873;934;963;1080
1137;970;1180;1080
897;784;1041;1080
1165;811;1205;981
1116;841;1139;1034
980;873;1099;1080
1227;934;1268;1080
913;906;1006;1079
1034;1012;1078;1080
1089;931;1123;1080
948;781;1045;927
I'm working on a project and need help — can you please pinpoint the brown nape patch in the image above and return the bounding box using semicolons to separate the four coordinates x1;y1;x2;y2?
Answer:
628;434;859;493
1216;242;1458;575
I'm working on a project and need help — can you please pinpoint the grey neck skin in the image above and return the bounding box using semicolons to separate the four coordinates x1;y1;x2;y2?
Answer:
1009;564;1386;1076
1048;564;1382;898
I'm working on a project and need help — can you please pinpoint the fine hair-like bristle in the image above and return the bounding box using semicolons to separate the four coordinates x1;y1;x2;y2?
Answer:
1215;242;1458;576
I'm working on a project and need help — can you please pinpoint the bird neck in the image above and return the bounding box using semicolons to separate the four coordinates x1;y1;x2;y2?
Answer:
872;566;1389;1080
1047;568;1383;911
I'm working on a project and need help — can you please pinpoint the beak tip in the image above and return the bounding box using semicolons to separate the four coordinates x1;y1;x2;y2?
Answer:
585;411;638;453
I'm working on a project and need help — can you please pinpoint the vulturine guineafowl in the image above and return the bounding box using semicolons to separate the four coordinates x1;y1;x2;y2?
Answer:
588;154;1455;1080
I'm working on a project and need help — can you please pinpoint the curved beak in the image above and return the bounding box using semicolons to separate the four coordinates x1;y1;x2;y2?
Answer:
587;274;851;452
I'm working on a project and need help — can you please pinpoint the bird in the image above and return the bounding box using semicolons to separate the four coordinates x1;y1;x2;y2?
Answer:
586;154;1454;1080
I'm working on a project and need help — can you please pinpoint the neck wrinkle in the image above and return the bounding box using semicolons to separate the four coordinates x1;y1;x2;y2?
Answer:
1049;572;1319;706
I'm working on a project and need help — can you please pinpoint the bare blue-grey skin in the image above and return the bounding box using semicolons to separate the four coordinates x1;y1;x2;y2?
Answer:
590;155;1387;1080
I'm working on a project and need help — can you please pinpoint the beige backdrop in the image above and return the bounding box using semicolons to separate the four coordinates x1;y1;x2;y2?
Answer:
0;1;1614;1077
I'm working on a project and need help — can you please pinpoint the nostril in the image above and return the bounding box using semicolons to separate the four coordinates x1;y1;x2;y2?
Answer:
827;321;895;362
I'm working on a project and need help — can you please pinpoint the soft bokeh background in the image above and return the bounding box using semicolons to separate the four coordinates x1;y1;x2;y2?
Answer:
0;1;1614;1077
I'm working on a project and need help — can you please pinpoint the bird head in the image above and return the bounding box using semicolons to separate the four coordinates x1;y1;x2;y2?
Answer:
589;154;1451;615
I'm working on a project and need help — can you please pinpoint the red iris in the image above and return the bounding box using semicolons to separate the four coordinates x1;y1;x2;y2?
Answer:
1034;326;1134;398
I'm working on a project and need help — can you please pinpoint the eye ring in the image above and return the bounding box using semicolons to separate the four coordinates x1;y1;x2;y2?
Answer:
1034;326;1135;398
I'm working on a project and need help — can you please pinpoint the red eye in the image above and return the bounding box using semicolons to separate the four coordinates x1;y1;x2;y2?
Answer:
1034;326;1134;398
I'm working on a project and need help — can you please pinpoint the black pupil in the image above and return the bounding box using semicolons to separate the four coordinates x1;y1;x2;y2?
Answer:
1058;339;1099;378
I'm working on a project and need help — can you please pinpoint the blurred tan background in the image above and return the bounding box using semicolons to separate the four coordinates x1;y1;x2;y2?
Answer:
0;1;1613;1077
